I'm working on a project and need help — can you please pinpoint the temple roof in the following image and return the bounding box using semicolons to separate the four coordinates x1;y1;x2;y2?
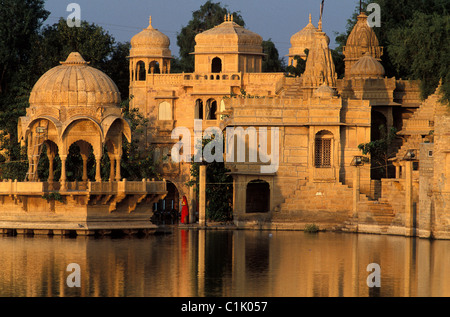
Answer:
29;52;121;108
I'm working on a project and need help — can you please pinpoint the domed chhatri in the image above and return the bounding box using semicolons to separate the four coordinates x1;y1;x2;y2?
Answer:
19;51;131;185
350;52;385;79
193;14;264;73
130;16;171;58
288;14;318;65
194;14;262;48
129;16;172;76
29;52;121;108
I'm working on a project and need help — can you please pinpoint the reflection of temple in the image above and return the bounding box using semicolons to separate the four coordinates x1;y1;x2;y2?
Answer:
129;10;449;238
0;231;448;296
0;52;168;235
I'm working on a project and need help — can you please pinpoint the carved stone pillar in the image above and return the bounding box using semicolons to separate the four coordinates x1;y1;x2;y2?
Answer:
115;155;121;181
95;156;101;182
109;155;115;182
60;155;67;191
81;155;88;182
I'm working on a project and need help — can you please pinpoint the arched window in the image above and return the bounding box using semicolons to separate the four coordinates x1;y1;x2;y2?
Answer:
315;131;333;168
206;99;217;120
149;61;160;74
158;101;172;120
195;99;203;120
246;180;270;213
211;57;222;73
136;61;146;81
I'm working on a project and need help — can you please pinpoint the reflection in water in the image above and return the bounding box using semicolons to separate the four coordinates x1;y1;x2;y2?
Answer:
0;230;448;297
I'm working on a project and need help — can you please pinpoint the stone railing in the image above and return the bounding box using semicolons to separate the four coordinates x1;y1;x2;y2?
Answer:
0;179;167;195
0;180;44;194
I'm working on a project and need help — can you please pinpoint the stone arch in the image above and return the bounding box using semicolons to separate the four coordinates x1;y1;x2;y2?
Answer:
211;57;222;73
149;60;160;74
61;117;104;153
315;130;333;168
66;140;95;182
136;60;146;81
102;115;131;144
206;98;217;120
246;179;270;213
35;139;60;182
24;116;62;143
195;99;203;120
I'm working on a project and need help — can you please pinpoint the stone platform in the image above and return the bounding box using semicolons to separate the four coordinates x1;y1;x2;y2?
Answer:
0;179;167;236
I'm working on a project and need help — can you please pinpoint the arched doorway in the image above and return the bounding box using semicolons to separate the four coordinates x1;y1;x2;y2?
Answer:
246;180;270;213
211;57;222;73
153;181;179;224
371;110;387;141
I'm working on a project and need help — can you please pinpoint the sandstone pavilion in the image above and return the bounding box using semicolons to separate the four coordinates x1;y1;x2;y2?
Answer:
0;52;167;236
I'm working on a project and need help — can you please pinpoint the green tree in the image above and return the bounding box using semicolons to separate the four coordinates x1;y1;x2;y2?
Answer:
176;0;245;72
186;138;233;222
334;0;450;102
0;0;49;178
0;0;49;95
387;12;450;101
358;125;398;179
120;96;159;181
262;39;285;72
285;51;308;77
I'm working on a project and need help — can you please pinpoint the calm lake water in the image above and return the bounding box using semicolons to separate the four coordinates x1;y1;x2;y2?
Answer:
0;229;448;297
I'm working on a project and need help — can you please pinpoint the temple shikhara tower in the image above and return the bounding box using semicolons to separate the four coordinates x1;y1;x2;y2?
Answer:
1;8;448;239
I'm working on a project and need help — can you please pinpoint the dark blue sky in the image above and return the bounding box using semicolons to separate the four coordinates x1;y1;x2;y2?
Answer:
43;0;360;60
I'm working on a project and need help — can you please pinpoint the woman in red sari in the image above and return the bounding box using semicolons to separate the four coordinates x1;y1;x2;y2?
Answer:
181;195;189;224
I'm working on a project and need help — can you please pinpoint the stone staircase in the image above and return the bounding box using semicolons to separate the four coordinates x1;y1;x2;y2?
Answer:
281;78;303;97
341;199;396;232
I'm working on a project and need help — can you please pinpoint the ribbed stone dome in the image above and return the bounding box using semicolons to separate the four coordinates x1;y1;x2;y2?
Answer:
289;14;318;58
29;52;121;108
345;12;381;57
130;16;171;58
350;52;385;78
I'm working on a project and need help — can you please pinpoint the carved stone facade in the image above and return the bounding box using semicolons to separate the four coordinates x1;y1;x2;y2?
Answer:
130;13;448;238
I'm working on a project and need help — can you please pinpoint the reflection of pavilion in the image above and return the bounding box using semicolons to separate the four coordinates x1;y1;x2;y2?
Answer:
0;52;167;236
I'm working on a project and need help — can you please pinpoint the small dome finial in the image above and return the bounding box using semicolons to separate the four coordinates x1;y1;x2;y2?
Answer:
148;16;154;29
309;13;312;24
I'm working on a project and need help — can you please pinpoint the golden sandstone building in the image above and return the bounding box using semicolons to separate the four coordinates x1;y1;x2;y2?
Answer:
1;11;448;239
129;12;450;239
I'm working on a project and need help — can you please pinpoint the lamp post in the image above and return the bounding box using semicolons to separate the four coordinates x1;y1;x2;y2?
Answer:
351;155;366;218
403;149;417;236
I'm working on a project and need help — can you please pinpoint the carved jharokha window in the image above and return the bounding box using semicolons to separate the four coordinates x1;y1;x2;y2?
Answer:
315;131;332;168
